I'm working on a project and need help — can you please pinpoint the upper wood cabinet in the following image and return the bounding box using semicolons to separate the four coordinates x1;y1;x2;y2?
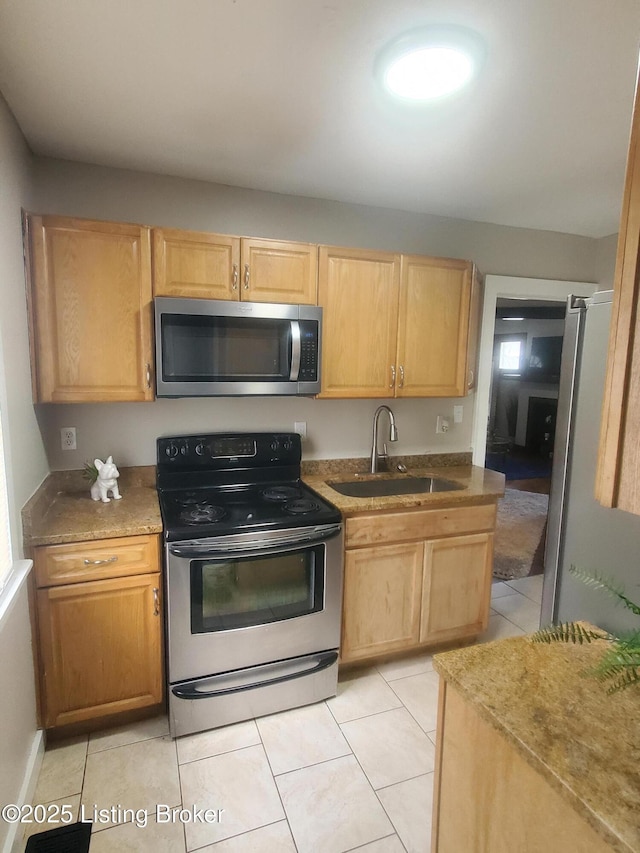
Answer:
26;215;154;403
597;66;640;515
318;246;401;397
153;228;318;304
318;245;480;398
397;255;479;396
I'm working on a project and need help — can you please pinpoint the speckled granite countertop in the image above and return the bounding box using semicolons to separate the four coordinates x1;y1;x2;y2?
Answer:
22;467;162;548
303;457;505;516
433;635;640;853
22;454;505;547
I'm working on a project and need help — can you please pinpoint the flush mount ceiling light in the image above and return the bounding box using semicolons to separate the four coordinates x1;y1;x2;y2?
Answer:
375;25;485;102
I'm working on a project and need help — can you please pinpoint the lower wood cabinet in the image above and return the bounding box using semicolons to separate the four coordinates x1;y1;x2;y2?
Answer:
432;683;616;853
33;534;163;730
341;504;495;663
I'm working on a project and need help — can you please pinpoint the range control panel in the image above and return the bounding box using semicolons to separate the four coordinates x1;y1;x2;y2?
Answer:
157;432;301;470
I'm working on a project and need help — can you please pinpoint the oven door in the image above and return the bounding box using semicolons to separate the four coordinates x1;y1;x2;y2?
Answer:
166;524;343;683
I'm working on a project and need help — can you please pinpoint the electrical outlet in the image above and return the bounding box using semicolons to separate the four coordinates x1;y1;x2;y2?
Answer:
60;427;77;451
453;405;464;424
294;421;307;440
436;416;450;435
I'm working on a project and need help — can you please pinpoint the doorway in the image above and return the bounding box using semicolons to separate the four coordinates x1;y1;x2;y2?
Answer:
472;276;595;627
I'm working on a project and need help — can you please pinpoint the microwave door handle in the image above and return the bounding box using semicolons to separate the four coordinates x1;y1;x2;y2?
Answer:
290;320;301;381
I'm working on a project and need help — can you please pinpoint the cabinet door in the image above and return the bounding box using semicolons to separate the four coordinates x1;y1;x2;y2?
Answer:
241;238;317;304
153;228;240;300
318;246;400;397
27;215;154;402
341;542;423;662
597;66;640;513
396;255;474;397
420;533;493;644
37;573;163;728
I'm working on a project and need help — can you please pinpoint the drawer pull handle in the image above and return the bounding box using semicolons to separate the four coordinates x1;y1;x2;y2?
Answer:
146;363;152;388
153;587;160;616
399;365;405;388
244;263;250;290
83;556;118;567
390;365;396;389
232;263;239;290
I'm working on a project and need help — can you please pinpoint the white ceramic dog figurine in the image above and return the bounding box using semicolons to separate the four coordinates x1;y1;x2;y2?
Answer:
90;456;122;503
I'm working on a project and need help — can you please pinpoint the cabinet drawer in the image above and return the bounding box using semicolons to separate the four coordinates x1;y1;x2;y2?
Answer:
35;534;160;587
345;502;496;548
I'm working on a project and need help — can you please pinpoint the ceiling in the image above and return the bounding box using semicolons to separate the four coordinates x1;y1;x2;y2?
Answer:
1;0;639;238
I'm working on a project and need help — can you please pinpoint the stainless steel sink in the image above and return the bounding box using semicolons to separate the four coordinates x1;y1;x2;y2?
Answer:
327;476;465;498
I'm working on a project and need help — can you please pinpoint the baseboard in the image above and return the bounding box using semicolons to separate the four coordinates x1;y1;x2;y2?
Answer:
4;728;45;853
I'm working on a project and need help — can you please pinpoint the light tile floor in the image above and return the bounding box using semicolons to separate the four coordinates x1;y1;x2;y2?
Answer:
22;575;543;853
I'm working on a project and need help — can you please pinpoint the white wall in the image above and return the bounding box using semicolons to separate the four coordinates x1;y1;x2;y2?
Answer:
0;94;48;853
29;158;603;470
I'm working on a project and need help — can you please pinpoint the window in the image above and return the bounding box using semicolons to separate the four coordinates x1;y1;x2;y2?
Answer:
498;339;523;372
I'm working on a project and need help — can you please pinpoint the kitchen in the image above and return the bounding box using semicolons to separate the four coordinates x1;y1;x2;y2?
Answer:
1;2;640;852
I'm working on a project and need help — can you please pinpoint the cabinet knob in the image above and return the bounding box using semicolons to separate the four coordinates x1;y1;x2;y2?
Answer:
153;587;160;616
83;556;117;567
232;263;239;290
399;365;405;389
244;264;250;290
390;365;396;389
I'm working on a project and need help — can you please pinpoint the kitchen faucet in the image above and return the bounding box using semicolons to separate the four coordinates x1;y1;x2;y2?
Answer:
370;405;398;473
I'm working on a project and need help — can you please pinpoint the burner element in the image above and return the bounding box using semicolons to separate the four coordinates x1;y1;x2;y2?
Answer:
180;504;226;525
284;498;320;515
262;485;302;502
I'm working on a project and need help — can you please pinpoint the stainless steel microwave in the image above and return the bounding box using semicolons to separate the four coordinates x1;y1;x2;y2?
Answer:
154;297;322;397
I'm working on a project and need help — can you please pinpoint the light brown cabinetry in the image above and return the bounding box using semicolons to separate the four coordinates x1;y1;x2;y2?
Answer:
340;503;495;663
597;66;640;515
397;255;479;396
153;228;318;304
34;534;163;730
432;682;616;853
26;215;154;403
318;246;480;398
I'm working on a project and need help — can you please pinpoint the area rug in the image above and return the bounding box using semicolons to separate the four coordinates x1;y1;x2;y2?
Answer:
493;488;549;580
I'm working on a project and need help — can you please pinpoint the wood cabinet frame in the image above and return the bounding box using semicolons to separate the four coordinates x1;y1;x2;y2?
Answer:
33;534;163;731
153;228;318;304
340;502;496;664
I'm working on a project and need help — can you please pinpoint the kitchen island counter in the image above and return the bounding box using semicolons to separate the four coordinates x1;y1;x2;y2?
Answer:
431;633;640;853
22;466;162;547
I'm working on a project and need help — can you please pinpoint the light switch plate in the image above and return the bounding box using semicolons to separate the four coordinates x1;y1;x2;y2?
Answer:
294;421;307;440
453;405;463;424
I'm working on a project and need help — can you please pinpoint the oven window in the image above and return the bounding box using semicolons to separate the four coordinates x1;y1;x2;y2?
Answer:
190;546;324;633
161;314;291;382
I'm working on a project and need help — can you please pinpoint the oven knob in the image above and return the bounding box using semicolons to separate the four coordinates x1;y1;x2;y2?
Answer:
283;438;292;451
195;442;206;457
165;443;179;459
270;439;279;452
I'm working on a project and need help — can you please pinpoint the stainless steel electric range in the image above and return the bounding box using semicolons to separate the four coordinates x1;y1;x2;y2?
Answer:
156;431;343;738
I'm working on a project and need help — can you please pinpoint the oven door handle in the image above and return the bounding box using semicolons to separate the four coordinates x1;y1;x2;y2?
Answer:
168;523;342;559
171;651;338;700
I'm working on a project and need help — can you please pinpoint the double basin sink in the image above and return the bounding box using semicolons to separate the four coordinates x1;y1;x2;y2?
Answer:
328;475;464;498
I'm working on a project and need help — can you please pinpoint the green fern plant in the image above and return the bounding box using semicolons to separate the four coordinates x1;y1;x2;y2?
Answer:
532;565;640;695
